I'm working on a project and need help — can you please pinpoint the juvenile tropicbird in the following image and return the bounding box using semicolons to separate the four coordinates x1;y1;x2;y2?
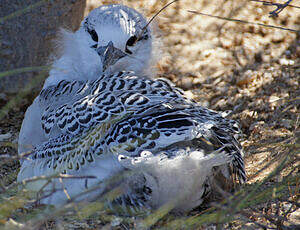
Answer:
17;4;246;212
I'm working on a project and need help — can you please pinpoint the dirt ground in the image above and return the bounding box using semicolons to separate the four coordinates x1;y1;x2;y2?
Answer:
0;0;299;229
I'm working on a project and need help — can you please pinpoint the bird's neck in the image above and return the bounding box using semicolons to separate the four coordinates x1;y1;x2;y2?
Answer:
43;53;102;89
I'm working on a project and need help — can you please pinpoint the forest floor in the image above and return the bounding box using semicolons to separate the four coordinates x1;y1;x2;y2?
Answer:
0;0;299;229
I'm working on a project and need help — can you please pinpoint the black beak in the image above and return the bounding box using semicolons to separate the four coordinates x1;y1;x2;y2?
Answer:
96;41;127;72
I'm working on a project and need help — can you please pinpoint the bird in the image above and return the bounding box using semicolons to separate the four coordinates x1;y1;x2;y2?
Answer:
18;4;154;156
17;4;246;213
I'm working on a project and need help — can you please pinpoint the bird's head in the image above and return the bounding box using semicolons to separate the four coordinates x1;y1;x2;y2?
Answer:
47;4;153;87
81;4;152;73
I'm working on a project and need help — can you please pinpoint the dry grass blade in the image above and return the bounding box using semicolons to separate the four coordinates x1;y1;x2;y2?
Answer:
0;66;50;79
0;71;47;120
0;0;49;23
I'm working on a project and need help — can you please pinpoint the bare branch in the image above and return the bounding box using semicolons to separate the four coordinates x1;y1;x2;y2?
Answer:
0;173;96;193
137;0;180;43
250;0;299;17
188;10;300;33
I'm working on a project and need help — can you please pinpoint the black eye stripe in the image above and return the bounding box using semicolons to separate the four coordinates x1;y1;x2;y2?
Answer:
126;35;137;47
126;33;149;47
125;33;150;54
87;28;98;42
125;47;132;54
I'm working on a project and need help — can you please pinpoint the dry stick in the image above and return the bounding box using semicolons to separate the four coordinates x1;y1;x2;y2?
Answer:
188;174;297;228
53;169;134;205
250;0;298;17
0;173;96;193
25;170;144;228
245;139;296;181
215;204;270;229
250;0;300;9
0;149;35;161
136;0;180;43
35;179;55;204
281;201;298;226
26;201;79;230
169;170;288;228
266;0;293;17
248;206;296;228
26;174;133;229
236;154;291;210
188;10;300;33
188;155;295;227
238;211;271;229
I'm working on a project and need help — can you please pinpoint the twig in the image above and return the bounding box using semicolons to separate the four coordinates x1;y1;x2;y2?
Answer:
266;0;293;17
188;10;300;33
250;0;298;17
21;172;136;229
0;173;96;193
0;149;34;161
239;210;272;229
249;206;297;228
137;0;180;43
250;0;300;9
245;140;296;181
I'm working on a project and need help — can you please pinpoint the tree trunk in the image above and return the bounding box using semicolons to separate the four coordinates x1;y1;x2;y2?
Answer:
0;0;86;93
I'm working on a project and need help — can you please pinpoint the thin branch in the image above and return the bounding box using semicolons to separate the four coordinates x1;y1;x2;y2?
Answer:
137;0;180;43
239;210;272;229
250;0;299;17
0;173;96;193
188;10;300;33
250;0;300;9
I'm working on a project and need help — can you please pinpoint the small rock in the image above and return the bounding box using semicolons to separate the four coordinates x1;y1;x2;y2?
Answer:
279;58;295;66
220;37;233;49
271;31;285;43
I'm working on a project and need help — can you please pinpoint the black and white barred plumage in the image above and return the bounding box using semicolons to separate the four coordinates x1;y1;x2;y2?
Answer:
17;4;246;212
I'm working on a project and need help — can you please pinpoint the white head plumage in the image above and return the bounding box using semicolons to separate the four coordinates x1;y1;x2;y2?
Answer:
45;4;153;87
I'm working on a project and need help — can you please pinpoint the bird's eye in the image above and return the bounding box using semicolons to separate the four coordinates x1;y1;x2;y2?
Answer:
126;35;137;47
88;28;98;42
